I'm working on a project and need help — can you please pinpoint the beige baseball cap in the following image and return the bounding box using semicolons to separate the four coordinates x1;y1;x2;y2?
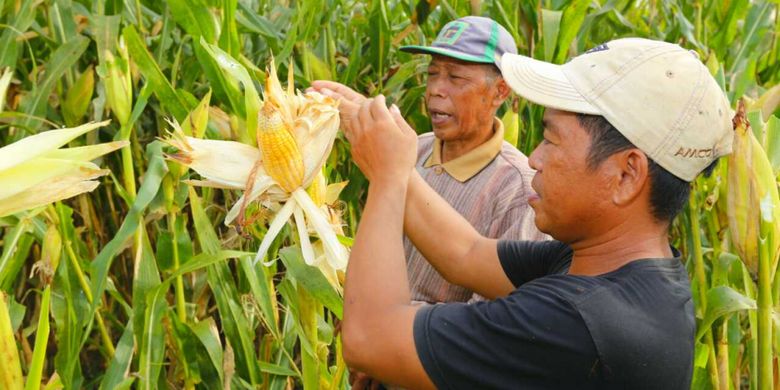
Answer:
500;38;733;181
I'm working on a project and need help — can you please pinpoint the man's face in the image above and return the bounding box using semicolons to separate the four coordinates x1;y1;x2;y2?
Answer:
424;55;505;142
527;109;614;243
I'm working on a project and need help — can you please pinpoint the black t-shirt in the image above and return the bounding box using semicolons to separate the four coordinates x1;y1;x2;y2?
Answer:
413;240;694;389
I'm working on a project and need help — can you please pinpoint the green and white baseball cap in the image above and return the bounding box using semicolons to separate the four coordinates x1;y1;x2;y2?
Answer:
400;16;517;64
500;38;733;181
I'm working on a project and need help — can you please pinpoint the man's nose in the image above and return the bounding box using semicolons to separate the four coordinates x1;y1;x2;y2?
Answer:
528;146;542;171
426;78;447;98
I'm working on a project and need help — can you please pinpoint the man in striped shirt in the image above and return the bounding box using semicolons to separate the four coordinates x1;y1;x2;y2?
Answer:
314;16;546;307
398;16;547;303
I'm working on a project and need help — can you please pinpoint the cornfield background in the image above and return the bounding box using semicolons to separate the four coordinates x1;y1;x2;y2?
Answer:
0;0;778;389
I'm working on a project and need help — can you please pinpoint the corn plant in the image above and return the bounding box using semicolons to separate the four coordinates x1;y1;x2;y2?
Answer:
0;1;778;389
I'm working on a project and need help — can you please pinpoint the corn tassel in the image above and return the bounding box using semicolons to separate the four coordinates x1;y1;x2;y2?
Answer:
0;292;23;390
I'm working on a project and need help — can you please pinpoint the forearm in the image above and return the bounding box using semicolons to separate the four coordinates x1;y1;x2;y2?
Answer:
403;171;514;298
403;171;487;281
344;177;411;328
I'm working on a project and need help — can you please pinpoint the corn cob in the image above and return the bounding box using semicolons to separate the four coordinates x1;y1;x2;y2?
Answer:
257;102;304;193
727;99;780;278
0;292;23;390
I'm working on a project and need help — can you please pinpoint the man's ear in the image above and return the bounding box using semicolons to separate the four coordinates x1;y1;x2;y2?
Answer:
493;78;511;107
611;149;650;206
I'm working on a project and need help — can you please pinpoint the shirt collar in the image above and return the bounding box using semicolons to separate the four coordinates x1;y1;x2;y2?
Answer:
423;117;505;182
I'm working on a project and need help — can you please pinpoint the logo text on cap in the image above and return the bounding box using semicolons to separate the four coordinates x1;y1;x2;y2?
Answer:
674;147;715;159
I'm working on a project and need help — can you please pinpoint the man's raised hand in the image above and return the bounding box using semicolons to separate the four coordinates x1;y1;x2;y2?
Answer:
349;95;417;184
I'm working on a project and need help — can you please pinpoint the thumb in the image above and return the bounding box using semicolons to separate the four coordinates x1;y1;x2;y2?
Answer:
389;104;415;135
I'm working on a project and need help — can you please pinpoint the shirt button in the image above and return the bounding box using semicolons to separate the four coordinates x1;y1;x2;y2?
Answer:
434;167;444;175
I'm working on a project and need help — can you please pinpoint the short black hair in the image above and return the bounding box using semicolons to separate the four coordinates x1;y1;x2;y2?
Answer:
576;114;718;223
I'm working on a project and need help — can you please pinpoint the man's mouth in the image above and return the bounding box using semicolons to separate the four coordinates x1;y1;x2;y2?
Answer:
429;109;452;124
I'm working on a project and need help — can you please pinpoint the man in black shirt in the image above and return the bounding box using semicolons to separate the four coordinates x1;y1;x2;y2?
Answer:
334;38;733;389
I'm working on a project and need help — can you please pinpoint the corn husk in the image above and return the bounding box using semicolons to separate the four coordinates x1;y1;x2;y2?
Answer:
726;100;780;278
163;53;348;288
0;121;126;217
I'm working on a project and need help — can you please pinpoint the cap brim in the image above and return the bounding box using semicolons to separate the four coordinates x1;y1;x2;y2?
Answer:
500;53;600;115
400;45;495;64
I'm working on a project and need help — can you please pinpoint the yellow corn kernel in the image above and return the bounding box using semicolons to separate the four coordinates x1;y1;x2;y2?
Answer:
257;102;304;193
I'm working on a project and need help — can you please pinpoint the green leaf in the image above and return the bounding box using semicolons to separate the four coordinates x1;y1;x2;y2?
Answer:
99;319;135;390
239;257;280;336
89;15;121;64
122;25;190;121
762;115;780;176
199;38;260;145
24;286;50;390
554;0;589;64
138;267;166;390
87;142;168;327
189;187;262;384
541;9;562;62
168;310;204;387
166;0;218;43
191;318;225;386
257;361;298;377
696;286;756;341
0;219;34;291
18;36;89;131
0;0;36;67
219;0;240;58
279;246;343;319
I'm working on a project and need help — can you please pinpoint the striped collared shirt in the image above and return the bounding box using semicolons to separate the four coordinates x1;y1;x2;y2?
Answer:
404;118;549;303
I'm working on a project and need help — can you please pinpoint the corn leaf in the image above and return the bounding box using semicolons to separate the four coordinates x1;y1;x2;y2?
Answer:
87;142;167;325
189;187;262;384
99;321;135;390
697;286;756;340
279;247;343;319
24;286;51;390
122;25;190;121
190;318;225;385
0;0;36;68
541;9;562;62
554;0;589;64
199;39;260;145
17;36;89;131
166;0;218;43
0;219;33;290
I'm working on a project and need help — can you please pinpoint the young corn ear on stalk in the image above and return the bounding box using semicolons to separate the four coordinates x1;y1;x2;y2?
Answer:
0;121;127;217
727;99;780;278
98;39;132;127
163;53;348;288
